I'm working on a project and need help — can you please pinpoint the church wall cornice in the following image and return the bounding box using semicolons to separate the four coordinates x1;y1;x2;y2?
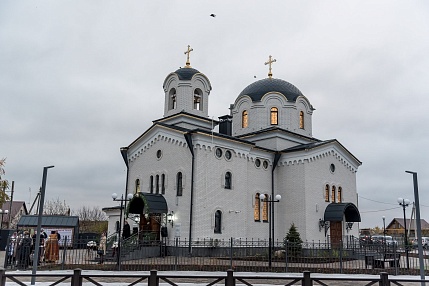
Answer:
279;148;358;173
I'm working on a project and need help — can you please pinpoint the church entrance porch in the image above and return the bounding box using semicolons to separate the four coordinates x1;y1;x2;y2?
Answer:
126;192;168;243
323;202;361;246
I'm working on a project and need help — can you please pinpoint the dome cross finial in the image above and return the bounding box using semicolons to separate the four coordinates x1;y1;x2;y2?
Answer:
264;55;277;78
184;45;193;68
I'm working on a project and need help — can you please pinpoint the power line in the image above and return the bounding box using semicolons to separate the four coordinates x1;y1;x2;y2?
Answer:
360;206;400;214
358;195;398;205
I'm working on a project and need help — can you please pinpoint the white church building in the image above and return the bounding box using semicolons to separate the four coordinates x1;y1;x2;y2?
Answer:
119;48;362;245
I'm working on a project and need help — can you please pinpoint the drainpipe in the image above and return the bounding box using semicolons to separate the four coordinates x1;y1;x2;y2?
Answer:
120;147;130;214
184;132;195;255
271;153;282;248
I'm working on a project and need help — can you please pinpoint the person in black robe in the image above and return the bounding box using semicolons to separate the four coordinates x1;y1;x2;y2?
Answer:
122;221;131;240
18;231;32;270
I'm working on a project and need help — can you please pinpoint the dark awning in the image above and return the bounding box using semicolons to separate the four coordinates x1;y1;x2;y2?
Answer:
324;203;361;222
126;192;168;216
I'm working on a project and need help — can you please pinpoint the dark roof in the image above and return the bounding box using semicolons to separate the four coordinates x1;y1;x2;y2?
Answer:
17;215;79;228
174;67;200;80
389;218;429;230
324;203;361;222
239;78;303;102
282;139;362;165
1;201;28;223
127;193;168;215
238;126;320;143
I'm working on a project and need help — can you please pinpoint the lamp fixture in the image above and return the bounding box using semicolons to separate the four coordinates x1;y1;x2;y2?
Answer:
167;211;174;227
346;222;354;232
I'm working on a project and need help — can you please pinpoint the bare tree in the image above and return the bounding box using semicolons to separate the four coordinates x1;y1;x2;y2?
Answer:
0;158;10;206
43;197;70;215
73;206;108;233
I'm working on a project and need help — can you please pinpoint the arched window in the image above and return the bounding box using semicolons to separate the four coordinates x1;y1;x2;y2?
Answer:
176;172;183;196
254;193;261;221
150;176;154;194
169;88;177;110
262;194;269;222
224;172;232;189
325;184;330;202
161;174;165;194
194;89;202;110
135;179;140;194
242;110;248;128
156;175;160;194
331;186;336;203
338;187;342;203
270;107;278;125
214;210;222;233
299;111;304;129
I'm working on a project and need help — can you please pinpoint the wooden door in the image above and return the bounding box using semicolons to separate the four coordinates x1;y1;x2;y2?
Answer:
330;221;342;247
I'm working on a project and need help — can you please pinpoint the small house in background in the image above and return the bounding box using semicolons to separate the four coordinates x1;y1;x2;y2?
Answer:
1;201;28;229
102;206;136;238
386;218;429;237
17;215;79;247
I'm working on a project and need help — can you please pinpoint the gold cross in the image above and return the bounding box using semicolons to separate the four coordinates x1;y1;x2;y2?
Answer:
184;45;193;67
264;55;276;78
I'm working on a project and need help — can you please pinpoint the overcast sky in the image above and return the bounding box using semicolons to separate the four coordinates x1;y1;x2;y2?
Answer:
1;1;429;230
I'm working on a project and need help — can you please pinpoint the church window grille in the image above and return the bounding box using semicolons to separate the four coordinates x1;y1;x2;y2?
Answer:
214;210;222;233
299;111;304;129
242;110;248;128
331;186;336;203
176;172;183;196
169;88;177;110
338;187;342;203
135;179;140;194
254;193;261;221
194;89;203;110
156;175;160;194
224;172;232;189
215;148;223;158
225;150;232;160
161;174;166;194
263;160;269;169
150;176;154;194
270;107;278;125
262;194;269;222
325;184;330;202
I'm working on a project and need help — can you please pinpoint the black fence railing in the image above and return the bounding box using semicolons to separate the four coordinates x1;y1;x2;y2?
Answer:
1;269;428;286
4;235;429;275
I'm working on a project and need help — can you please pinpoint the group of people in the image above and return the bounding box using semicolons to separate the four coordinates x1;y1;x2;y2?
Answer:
6;229;61;269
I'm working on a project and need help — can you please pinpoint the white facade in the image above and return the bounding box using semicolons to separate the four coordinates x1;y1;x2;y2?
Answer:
122;59;362;244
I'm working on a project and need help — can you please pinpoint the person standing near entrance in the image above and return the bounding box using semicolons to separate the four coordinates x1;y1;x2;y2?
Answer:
98;232;107;264
122;221;131;240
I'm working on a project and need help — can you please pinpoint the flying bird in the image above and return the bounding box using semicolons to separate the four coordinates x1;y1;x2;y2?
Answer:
210;14;216;17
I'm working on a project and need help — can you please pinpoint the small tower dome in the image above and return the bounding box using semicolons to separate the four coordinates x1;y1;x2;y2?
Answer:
163;45;212;119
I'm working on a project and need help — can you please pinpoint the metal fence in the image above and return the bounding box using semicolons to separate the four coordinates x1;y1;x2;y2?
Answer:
4;234;429;275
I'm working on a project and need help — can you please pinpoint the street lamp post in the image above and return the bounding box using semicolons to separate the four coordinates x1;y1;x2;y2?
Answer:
0;209;9;228
259;193;281;268
382;216;386;264
397;197;410;269
112;192;133;271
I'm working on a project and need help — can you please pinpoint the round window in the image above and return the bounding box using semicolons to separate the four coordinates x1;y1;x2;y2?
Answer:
225;150;232;160
255;159;261;167
263;160;269;169
215;148;223;158
156;150;162;159
330;163;335;173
